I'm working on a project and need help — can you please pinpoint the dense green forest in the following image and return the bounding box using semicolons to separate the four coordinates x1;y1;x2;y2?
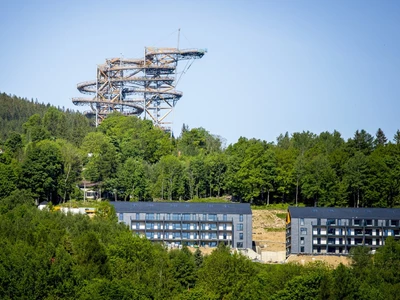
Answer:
0;200;399;299
1;92;400;207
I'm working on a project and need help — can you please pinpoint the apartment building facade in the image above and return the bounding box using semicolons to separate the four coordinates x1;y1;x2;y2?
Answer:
286;207;400;256
111;202;252;248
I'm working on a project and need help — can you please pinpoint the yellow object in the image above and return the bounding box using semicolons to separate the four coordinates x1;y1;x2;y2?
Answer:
286;211;291;224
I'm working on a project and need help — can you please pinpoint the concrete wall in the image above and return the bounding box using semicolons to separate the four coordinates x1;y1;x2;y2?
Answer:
261;251;286;263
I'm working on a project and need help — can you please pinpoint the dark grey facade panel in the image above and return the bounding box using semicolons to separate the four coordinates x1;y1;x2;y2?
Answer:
288;207;400;220
111;201;252;214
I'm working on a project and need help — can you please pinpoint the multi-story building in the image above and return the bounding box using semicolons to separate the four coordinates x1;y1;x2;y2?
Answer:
111;201;252;248
286;207;400;256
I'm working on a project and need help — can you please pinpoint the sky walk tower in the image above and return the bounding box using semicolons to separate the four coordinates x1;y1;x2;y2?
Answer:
72;46;206;131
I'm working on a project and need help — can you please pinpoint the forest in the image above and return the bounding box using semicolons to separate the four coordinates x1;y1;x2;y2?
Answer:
1;92;400;208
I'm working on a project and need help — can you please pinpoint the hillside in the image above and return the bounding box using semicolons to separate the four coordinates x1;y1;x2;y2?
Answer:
0;92;93;145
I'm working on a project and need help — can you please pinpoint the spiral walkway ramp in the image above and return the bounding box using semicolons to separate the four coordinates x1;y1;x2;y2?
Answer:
72;47;206;130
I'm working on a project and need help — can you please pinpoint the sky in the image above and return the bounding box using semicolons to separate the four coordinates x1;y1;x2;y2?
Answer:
1;0;399;145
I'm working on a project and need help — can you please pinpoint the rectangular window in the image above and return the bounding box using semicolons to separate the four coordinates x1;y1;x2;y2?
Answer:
300;246;304;253
239;233;243;240
223;214;227;221
203;214;207;220
146;213;154;220
237;224;243;231
172;213;180;221
183;213;191;221
208;214;217;221
146;223;154;230
391;220;398;227
300;237;304;245
327;219;336;226
166;214;170;220
354;219;361;226
156;213;160;220
136;213;140;220
239;214;243;222
119;213;124;221
237;242;243;248
300;228;307;235
300;218;304;225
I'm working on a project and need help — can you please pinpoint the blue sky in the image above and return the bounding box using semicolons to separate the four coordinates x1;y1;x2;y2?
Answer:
1;0;399;145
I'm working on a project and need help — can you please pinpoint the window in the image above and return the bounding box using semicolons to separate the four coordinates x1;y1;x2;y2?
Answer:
166;214;170;220
146;213;154;220
209;223;217;230
300;237;304;245
172;213;180;221
237;242;243;248
327;219;335;225
237;224;243;231
300;246;304;253
354;219;361;226
366;219;373;226
300;228;307;235
223;214;227;221
119;213;124;221
203;214;207;220
183;213;191;221
136;213;140;220
146;223;154;230
156;213;160;220
239;214;243;222
239;233;243;240
300;218;304;225
208;214;217;221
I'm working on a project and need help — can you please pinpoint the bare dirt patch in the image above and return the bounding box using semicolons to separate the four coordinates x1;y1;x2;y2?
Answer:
252;210;286;251
286;255;351;267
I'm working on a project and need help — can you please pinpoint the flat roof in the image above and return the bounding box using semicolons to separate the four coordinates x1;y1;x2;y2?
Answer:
110;201;252;214
288;207;400;220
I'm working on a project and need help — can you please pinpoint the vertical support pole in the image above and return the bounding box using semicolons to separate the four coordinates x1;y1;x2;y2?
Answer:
143;47;147;120
177;28;180;50
96;66;99;127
